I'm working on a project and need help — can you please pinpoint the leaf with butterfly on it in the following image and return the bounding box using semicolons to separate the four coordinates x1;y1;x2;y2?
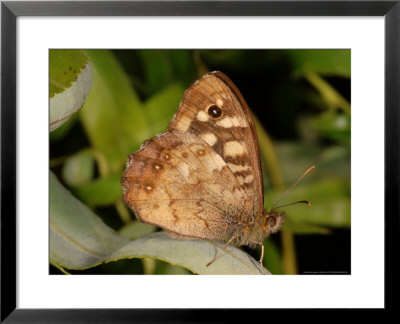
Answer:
107;232;269;275
50;171;269;274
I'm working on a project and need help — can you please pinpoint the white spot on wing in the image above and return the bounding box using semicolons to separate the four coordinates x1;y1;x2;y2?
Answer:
216;99;223;108
200;133;218;146
224;141;246;157
210;153;226;171
197;111;209;122
175;115;192;132
216;116;246;128
243;174;254;184
227;163;251;173
237;174;254;185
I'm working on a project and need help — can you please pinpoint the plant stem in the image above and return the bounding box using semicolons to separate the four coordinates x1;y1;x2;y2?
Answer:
254;115;284;189
115;199;132;224
91;149;110;176
254;114;298;275
281;230;298;274
304;71;351;114
142;257;156;274
50;261;71;275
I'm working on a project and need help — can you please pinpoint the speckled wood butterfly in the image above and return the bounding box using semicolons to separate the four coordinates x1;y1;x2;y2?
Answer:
121;71;312;273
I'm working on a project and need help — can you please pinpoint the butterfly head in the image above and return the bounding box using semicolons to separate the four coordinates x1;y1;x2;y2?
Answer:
262;210;285;235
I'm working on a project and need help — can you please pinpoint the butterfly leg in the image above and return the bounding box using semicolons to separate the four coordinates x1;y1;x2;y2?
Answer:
250;240;265;275
206;235;237;268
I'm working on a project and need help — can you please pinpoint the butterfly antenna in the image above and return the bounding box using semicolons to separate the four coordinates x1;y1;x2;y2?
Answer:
271;165;315;212
272;200;311;211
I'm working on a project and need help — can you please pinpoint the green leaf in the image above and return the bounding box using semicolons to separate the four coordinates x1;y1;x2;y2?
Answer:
49;50;92;131
198;50;247;69
303;71;351;113
144;82;186;134
49;112;79;142
266;179;351;231
62;149;95;187
162;264;191;275
287;49;351;77
139;50;193;95
73;173;123;207
50;49;90;97
312;112;351;143
118;221;157;240
266;142;350;234
106;232;270;275
282;218;331;235
140;50;173;94
275;141;350;183
167;50;194;78
263;239;284;274
50;171;128;269
79;50;150;173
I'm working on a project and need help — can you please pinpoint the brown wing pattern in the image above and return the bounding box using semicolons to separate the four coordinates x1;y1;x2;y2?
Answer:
168;72;264;219
122;130;253;241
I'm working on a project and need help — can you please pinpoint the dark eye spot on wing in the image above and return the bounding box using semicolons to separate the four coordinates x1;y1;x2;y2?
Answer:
207;105;222;118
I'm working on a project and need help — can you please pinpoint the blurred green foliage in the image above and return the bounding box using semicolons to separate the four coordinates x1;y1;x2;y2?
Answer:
50;49;351;275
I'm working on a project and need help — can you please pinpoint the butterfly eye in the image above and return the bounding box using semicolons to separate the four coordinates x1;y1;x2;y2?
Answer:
207;105;222;118
267;216;277;227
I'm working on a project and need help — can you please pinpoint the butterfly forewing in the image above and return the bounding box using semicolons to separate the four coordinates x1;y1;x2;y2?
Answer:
168;72;264;219
122;130;253;241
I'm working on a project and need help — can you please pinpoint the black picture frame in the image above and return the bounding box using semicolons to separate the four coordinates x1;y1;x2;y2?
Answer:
1;0;398;321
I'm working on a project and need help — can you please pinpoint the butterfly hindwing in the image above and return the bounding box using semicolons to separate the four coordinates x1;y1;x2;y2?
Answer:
122;130;253;241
